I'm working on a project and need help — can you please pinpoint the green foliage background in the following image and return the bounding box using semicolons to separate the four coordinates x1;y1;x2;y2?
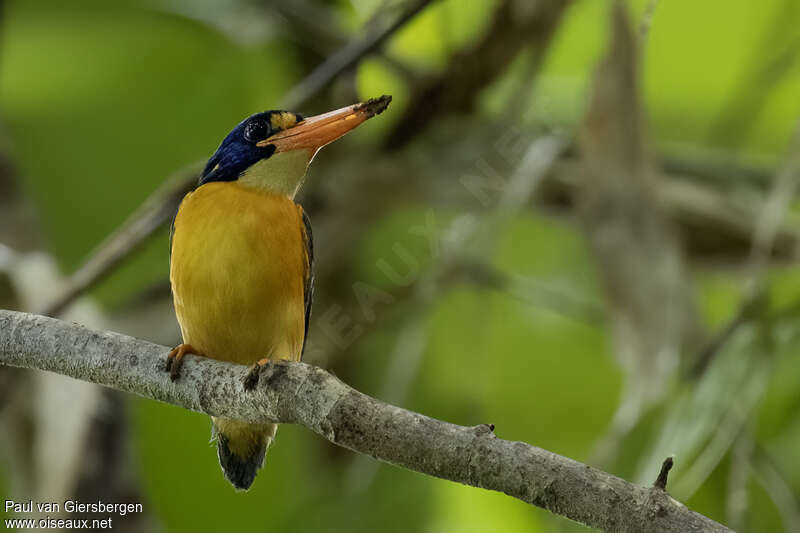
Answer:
1;0;799;531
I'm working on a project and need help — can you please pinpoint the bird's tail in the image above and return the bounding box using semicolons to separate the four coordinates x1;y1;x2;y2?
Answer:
212;417;277;491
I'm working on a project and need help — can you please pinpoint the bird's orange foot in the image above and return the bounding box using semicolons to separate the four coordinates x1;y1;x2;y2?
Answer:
243;358;271;391
165;343;200;382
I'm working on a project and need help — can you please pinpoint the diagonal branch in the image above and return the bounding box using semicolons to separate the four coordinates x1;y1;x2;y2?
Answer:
39;165;200;317
279;0;436;110
384;0;570;149
0;309;731;533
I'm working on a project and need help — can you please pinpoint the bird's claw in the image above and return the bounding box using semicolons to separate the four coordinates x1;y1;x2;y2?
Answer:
165;343;198;382
244;358;272;391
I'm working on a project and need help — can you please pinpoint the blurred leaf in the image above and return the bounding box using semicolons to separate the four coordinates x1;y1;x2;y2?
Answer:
763;416;800;508
745;476;786;533
634;326;771;497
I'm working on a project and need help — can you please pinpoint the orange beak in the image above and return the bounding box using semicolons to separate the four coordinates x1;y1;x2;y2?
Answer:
257;95;392;153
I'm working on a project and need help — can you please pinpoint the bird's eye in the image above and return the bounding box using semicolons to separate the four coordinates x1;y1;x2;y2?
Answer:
244;120;270;142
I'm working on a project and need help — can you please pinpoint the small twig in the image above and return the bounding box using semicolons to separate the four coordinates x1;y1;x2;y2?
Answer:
653;456;674;490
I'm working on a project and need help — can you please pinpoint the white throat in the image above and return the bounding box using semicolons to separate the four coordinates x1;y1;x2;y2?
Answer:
238;148;316;198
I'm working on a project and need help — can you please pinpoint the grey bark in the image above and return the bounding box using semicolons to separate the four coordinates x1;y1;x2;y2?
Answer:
0;309;732;533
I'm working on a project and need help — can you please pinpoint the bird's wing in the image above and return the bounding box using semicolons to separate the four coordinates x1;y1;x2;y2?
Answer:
169;205;178;263
169;192;190;267
298;205;314;357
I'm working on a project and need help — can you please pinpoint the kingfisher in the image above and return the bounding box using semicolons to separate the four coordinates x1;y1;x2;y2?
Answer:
166;95;391;490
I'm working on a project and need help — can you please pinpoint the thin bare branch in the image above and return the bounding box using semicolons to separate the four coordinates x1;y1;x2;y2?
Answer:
38;165;200;317
384;0;570;148
0;309;732;533
267;0;416;80
279;0;436;110
653;456;674;491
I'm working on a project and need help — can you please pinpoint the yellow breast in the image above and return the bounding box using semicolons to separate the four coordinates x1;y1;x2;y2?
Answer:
169;181;307;365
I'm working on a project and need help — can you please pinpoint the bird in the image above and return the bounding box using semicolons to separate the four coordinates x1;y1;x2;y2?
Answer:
166;95;391;490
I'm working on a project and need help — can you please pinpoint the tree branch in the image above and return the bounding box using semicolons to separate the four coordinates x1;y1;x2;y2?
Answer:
0;310;731;532
38;165;200;317
384;0;570;149
279;0;436;110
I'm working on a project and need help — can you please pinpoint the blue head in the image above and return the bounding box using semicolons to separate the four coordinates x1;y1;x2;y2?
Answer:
198;96;392;198
200;111;301;185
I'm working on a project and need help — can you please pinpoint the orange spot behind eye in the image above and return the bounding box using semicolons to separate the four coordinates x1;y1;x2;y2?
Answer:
270;112;298;131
